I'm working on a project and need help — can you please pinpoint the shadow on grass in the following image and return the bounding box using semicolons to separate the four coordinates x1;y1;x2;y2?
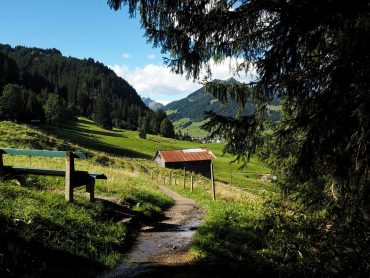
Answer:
0;214;106;278
66;120;127;138
41;124;151;159
181;220;278;277
95;198;140;222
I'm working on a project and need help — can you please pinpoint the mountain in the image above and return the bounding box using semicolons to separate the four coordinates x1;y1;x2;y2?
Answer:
164;78;280;137
164;78;255;122
0;44;170;131
142;97;165;111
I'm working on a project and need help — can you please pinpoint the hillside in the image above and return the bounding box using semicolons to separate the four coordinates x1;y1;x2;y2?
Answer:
165;78;253;122
142;97;165;111
0;44;175;132
164;78;280;137
43;117;273;191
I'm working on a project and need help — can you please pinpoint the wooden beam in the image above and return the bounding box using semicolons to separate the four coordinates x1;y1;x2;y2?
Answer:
211;163;215;201
0;148;87;159
86;179;95;203
0;153;3;175
65;151;75;202
12;166;65;176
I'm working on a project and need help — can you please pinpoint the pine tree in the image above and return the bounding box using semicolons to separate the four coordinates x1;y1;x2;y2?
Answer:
160;118;175;138
43;93;65;127
94;96;112;130
26;92;44;121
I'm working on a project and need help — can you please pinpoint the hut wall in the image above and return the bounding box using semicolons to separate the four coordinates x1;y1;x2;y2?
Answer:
154;155;166;167
165;160;212;178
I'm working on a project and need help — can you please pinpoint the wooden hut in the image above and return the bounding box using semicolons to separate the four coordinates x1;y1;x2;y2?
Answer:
153;148;216;178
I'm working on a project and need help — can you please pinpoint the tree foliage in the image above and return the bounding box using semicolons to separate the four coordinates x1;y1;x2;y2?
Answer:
43;93;66;127
160;117;175;138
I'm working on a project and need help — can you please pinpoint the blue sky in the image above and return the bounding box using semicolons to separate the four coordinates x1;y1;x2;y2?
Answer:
0;0;249;104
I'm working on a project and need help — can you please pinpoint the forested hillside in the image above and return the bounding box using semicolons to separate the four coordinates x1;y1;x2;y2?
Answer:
0;44;173;136
165;78;280;122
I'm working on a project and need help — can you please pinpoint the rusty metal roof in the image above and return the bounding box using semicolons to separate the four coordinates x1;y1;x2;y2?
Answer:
156;148;216;163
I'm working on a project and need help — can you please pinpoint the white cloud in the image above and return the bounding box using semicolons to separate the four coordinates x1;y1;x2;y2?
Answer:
109;58;257;103
122;53;131;59
109;63;201;101
155;99;170;105
147;54;156;60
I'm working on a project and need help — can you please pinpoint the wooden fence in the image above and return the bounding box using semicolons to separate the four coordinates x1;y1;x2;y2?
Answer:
134;160;217;200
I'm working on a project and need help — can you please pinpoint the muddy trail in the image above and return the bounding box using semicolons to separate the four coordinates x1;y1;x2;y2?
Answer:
100;185;204;278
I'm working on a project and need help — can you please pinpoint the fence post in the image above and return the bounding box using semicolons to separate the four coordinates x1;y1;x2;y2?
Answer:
169;171;172;184
191;175;194;192
0;153;3;174
65;151;75;202
183;167;186;189
211;163;215;201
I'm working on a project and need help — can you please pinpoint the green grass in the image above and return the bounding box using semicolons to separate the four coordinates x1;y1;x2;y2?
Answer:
43;117;274;192
172;118;209;137
0;121;173;276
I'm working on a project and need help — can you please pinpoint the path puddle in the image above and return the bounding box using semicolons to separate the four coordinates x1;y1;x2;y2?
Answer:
100;186;204;278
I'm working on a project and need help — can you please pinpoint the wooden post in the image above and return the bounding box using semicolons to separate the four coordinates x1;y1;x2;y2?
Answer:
191;175;194;192
183;167;186;189
151;171;154;180
169;171;172;184
211;163;215;201
0;153;3;175
87;179;95;202
230;164;233;186
65;151;74;202
174;175;177;185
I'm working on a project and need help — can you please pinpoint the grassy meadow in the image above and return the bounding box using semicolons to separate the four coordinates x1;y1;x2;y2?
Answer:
0;119;282;276
44;117;274;192
171;117;209;137
1;119;340;277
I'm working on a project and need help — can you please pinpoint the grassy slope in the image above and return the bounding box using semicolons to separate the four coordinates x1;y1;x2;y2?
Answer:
46;117;274;192
172;118;209;137
0;121;173;277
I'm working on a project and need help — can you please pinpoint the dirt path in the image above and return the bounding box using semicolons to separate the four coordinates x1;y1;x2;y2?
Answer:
100;185;204;278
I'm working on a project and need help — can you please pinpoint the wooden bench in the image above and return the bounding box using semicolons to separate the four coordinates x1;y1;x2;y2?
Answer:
0;148;107;202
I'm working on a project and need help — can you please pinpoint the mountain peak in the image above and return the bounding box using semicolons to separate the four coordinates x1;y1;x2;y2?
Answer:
224;77;239;84
141;97;164;111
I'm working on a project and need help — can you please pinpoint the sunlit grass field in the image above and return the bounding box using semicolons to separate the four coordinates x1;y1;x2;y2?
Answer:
0;120;280;276
45;117;274;192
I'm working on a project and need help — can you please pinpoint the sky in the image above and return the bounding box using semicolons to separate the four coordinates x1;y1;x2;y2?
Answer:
0;0;251;105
